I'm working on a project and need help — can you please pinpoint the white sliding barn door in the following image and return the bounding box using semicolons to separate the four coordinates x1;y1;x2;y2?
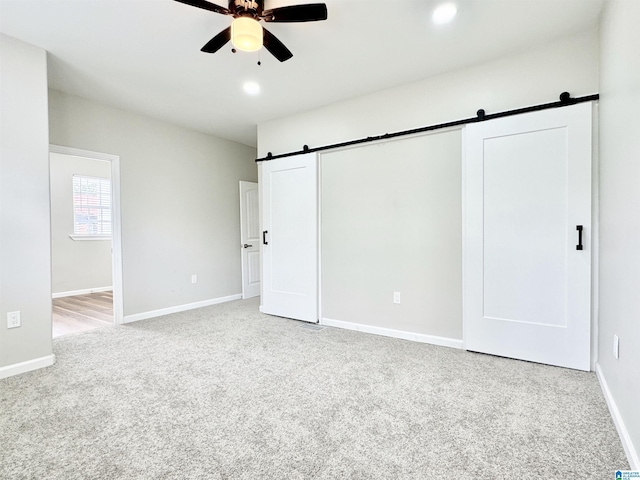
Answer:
261;153;318;322
240;181;260;299
464;102;592;371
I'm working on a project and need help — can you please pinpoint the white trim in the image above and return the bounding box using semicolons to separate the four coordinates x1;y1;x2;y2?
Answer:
590;103;600;371
50;144;118;162
321;317;464;349
0;354;56;380
52;287;113;299
50;145;124;325
461;126;468;350
110;154;124;325
316;153;323;324
596;363;640;469
69;235;111;241
123;294;242;324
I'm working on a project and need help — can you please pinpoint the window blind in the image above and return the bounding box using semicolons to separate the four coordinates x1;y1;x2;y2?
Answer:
73;175;112;236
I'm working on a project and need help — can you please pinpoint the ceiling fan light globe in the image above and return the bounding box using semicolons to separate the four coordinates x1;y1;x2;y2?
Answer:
231;17;263;52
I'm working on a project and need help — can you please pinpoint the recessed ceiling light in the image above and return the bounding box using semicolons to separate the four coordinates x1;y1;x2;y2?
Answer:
432;2;457;24
243;81;260;96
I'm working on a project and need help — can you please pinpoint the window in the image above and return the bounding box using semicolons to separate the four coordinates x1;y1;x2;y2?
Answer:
72;175;111;238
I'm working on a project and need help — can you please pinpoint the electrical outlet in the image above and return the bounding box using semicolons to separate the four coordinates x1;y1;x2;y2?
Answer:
7;311;21;329
191;274;197;284
613;334;619;359
393;291;401;304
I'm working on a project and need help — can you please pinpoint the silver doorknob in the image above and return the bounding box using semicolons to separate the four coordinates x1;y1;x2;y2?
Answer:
243;244;253;248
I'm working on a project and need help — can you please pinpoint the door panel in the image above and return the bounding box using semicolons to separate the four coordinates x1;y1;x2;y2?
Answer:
464;102;592;371
240;181;260;299
270;166;311;293
483;128;568;326
261;154;318;322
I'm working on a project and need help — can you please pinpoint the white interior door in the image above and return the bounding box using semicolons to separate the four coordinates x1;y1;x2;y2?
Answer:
464;102;592;371
261;153;318;322
240;181;260;299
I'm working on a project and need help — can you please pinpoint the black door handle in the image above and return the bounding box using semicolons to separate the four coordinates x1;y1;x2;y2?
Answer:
576;225;583;250
263;230;268;245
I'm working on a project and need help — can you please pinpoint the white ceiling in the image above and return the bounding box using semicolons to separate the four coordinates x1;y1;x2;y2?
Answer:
0;0;604;147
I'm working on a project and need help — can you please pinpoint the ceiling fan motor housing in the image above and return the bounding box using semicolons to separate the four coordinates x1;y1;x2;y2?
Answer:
230;0;262;17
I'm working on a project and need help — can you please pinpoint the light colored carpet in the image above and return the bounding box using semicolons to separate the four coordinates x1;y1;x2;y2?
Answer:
0;298;629;479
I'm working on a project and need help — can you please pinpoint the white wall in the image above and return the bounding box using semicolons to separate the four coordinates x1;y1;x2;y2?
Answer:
598;0;640;468
0;34;53;372
258;30;599;341
49;90;258;317
49;153;112;295
258;29;598;158
321;131;462;340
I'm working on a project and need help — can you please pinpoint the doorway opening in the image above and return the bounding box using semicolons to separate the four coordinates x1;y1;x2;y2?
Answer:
52;291;114;337
49;145;123;337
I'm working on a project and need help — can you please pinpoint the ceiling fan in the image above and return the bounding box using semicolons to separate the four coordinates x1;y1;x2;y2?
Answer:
175;0;328;62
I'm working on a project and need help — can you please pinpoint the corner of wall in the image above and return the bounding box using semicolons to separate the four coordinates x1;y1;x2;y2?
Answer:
0;34;53;373
596;363;640;469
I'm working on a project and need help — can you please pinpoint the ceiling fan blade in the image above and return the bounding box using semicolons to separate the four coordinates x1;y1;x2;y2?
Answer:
201;27;231;53
262;27;293;62
262;3;327;22
174;0;230;15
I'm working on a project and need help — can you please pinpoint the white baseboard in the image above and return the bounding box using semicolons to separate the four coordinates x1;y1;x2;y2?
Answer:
596;363;639;469
0;354;56;380
321;317;463;349
123;294;242;324
52;286;113;299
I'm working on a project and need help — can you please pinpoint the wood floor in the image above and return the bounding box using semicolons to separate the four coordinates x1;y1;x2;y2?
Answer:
52;291;113;338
